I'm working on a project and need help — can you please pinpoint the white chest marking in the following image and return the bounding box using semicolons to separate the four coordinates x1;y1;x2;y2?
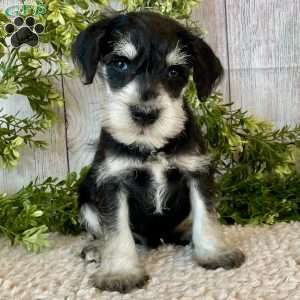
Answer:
150;155;169;214
96;153;210;213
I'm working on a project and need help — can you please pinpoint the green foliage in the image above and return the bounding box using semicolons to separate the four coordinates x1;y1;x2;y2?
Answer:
0;112;48;167
0;0;107;167
0;0;299;252
122;0;199;19
186;83;300;225
0;167;89;251
218;170;300;225
42;0;108;54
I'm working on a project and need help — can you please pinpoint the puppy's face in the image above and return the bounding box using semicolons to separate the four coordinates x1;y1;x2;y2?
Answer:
72;12;223;149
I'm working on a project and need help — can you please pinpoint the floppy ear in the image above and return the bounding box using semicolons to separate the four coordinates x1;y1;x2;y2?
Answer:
72;20;108;84
190;37;223;101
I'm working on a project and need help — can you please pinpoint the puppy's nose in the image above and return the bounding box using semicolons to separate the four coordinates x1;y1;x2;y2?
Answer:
141;89;158;102
130;106;160;126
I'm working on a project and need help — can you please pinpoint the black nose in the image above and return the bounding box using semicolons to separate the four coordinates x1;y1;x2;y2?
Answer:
130;106;160;126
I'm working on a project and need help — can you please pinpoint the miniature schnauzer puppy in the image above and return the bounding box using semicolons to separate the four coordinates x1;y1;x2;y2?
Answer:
72;11;245;293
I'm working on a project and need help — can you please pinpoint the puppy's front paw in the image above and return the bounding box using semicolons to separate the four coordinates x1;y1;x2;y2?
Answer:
195;248;245;270
91;268;149;293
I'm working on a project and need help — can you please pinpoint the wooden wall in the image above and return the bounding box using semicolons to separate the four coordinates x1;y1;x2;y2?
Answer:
192;0;300;126
1;0;300;192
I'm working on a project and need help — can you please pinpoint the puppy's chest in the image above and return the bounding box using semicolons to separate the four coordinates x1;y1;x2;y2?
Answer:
100;153;179;185
101;153;185;213
98;152;209;192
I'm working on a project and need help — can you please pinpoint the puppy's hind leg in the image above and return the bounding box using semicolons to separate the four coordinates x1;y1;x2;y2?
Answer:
189;179;245;270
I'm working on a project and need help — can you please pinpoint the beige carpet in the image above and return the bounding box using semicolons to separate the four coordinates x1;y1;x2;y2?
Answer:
1;222;300;300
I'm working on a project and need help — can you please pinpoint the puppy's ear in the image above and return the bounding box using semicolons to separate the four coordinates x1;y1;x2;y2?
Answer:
72;20;108;84
190;37;223;101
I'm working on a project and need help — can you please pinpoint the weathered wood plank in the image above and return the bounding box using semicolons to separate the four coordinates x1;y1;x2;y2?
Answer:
230;67;300;127
63;76;102;173
225;0;300;69
225;0;300;126
191;0;230;99
0;0;68;192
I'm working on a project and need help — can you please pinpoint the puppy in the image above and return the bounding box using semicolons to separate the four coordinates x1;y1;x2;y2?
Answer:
72;11;245;293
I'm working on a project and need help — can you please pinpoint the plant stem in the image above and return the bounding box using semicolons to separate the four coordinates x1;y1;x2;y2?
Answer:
3;48;18;79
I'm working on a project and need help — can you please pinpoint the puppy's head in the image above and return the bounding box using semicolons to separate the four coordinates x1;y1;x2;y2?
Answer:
72;11;223;149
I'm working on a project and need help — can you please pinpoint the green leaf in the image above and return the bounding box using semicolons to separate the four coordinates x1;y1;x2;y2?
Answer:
0;43;5;58
31;210;44;217
75;0;89;9
20;225;49;252
12;136;24;147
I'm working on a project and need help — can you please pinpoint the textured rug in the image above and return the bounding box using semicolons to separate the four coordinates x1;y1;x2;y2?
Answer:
0;222;300;300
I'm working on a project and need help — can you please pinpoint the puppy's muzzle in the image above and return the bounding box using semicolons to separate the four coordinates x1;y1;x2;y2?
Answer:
130;106;160;126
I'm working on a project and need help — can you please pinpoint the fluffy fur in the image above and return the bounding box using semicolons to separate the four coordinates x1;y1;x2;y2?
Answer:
72;11;245;293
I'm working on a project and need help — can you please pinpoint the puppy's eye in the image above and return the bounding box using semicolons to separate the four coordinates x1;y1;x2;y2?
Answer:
168;66;180;78
112;59;129;72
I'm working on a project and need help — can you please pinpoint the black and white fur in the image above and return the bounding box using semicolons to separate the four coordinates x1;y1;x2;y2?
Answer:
72;11;245;293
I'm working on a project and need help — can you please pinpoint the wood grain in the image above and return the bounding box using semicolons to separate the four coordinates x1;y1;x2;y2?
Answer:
225;0;300;69
225;0;300;126
230;67;300;127
191;0;230;100
63;75;102;173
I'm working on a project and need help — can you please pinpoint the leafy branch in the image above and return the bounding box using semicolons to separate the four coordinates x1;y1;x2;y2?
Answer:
0;111;48;167
0;167;89;251
186;84;300;225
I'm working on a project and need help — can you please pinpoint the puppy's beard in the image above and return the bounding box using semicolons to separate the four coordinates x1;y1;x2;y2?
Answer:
99;78;187;149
